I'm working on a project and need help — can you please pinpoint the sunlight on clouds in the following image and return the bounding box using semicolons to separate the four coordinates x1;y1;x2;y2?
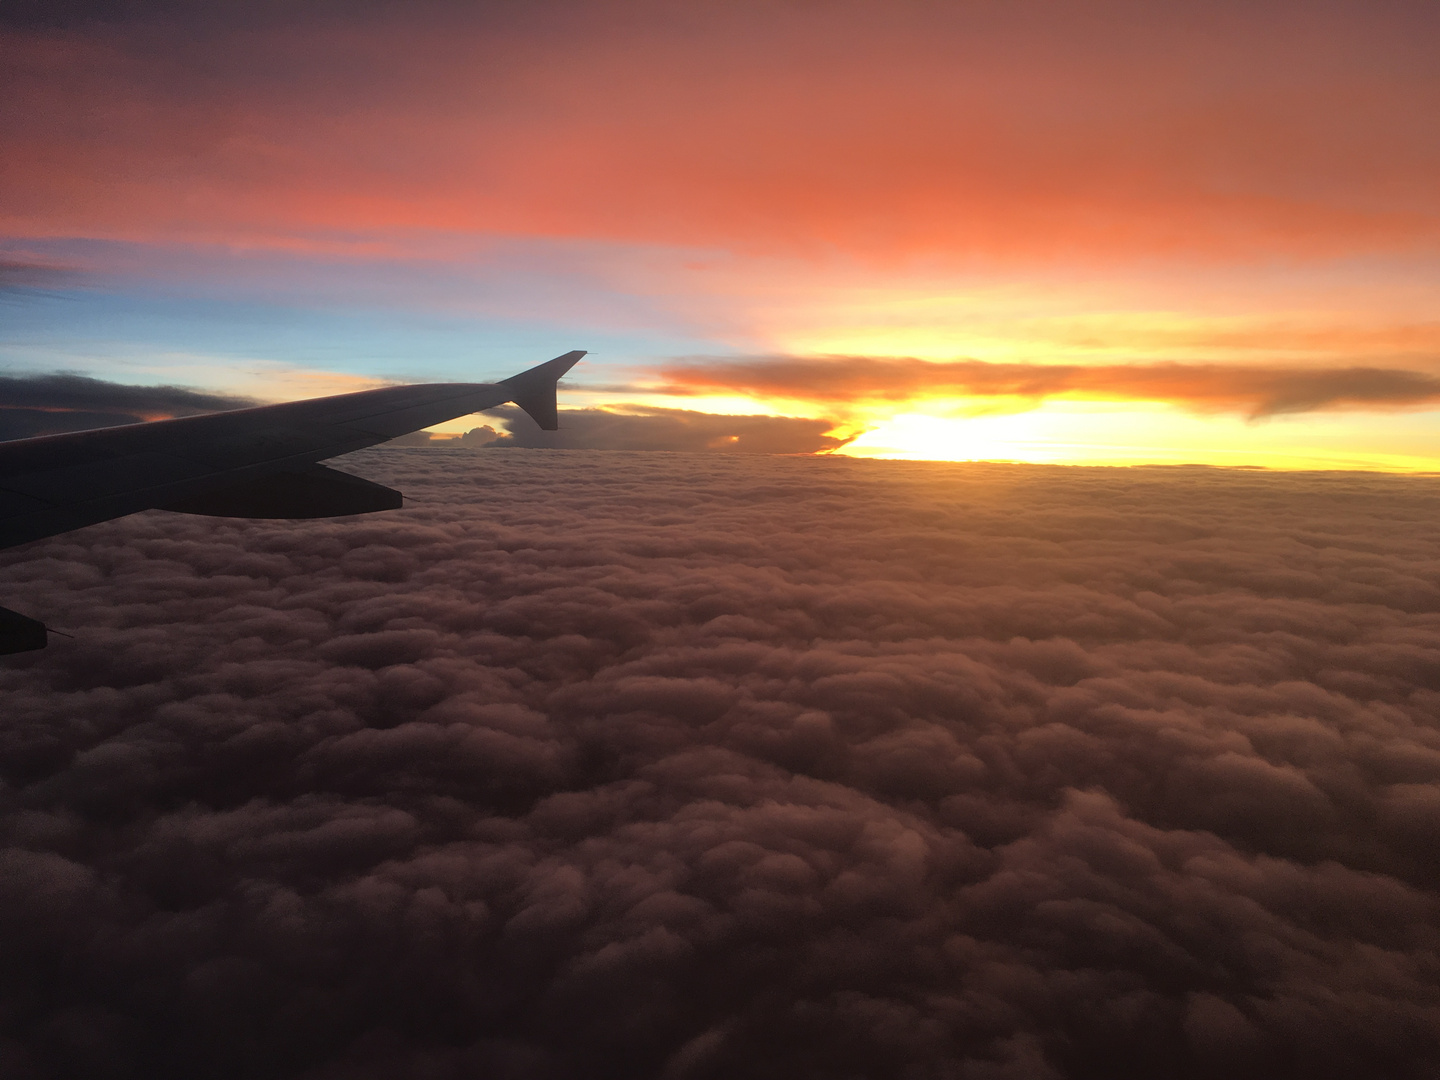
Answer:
394;364;1440;470
561;389;820;418
420;392;831;439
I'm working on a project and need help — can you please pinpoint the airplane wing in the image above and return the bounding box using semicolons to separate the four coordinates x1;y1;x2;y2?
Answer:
0;349;585;653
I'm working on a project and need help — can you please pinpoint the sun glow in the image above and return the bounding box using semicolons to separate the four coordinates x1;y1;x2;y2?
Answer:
838;400;1440;471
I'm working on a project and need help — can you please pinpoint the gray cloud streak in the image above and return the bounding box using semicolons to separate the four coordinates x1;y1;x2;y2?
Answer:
656;355;1440;418
0;451;1438;1078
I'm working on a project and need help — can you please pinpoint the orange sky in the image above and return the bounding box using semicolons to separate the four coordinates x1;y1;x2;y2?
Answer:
4;1;1440;467
6;3;1439;259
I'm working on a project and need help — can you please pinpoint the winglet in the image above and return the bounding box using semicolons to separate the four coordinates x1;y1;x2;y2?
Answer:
499;350;586;430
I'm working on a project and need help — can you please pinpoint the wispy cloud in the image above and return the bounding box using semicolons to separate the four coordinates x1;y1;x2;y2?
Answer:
0;258;75;294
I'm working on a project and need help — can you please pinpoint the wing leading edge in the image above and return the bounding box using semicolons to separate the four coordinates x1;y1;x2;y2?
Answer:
0;349;585;653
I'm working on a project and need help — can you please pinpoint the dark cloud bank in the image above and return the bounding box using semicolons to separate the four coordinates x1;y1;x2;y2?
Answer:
0;374;255;442
0;373;843;452
446;405;848;455
2;450;1440;1079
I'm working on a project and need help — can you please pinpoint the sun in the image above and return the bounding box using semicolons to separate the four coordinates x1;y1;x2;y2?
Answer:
841;411;1050;463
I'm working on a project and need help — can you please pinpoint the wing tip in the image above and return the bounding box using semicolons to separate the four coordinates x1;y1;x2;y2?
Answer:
503;350;586;431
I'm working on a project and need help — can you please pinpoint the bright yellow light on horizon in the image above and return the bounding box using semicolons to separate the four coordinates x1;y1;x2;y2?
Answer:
839;401;1440;472
430;389;1440;473
417;368;1440;474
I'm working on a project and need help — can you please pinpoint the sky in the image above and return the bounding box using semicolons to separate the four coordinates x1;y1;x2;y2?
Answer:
4;0;1440;468
2;450;1439;1077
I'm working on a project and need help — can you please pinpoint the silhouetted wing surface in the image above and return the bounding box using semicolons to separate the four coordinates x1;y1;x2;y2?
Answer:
0;350;584;551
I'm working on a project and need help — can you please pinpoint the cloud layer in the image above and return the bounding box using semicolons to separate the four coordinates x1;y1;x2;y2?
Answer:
1;450;1438;1078
657;355;1440;418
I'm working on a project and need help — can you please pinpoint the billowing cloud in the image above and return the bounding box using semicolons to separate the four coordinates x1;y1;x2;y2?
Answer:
656;355;1440;418
0;372;254;440
0;449;1438;1077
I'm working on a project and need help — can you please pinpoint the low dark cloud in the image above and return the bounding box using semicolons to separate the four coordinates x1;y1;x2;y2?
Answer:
0;373;256;441
454;404;849;454
657;355;1440;418
1;450;1439;1078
